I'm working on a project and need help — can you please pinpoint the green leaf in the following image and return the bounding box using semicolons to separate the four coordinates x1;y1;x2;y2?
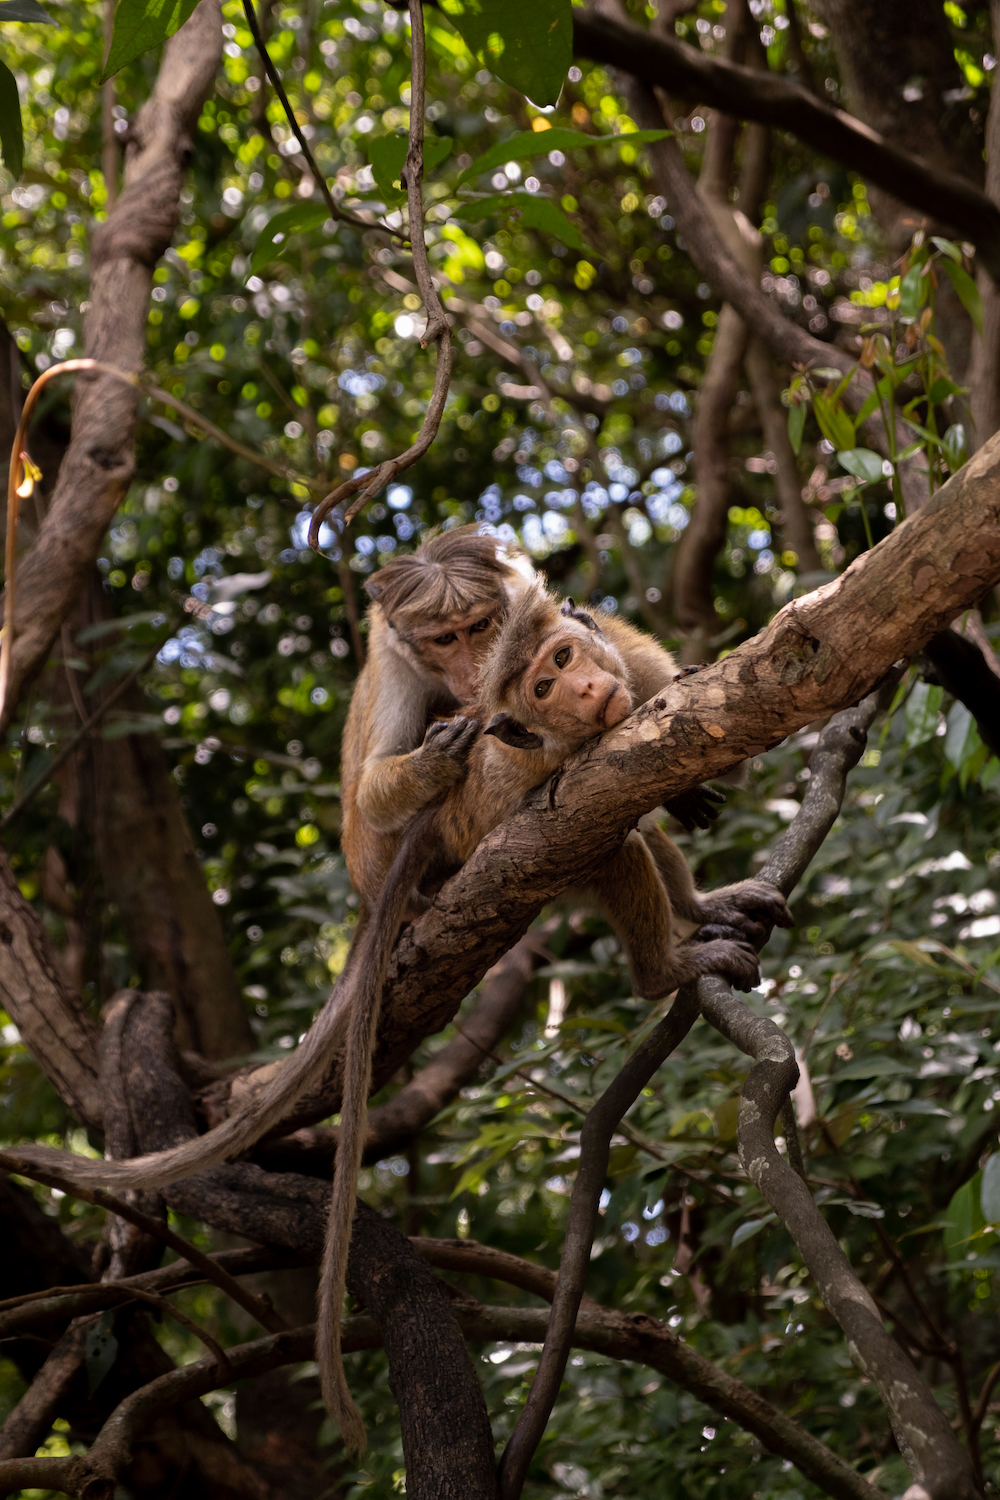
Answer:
0;0;52;19
832;1055;913;1081
0;55;23;179
943;421;967;472
939;256;983;335
440;0;572;107
458;125;669;187
904;680;943;749
459;190;590;251
982;1155;1000;1224
944;1172;985;1262
250;203;330;275
787;400;805;455
944;701;979;773
102;0;199;82
895;440;925;462
368;131;453;203
812;390;855;451
898;261;927;321
855;389;881;427
837;447;883;485
931;235;962;262
928;375;965;404
731;1214;776;1248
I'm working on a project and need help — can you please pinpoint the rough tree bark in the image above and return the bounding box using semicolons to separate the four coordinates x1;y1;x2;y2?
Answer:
0;0;223;733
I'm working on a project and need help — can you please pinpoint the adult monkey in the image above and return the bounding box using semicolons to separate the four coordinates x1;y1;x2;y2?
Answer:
341;524;536;905
342;525;724;908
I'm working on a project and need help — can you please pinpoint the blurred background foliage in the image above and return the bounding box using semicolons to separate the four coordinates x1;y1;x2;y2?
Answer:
3;0;1000;1495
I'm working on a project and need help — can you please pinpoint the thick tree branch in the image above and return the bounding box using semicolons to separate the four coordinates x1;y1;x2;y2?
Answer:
0;0;222;733
0;1319;93;1463
922;627;1000;759
571;9;1000;282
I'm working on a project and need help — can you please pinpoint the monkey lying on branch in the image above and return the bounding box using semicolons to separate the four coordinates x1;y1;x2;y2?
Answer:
13;581;791;1453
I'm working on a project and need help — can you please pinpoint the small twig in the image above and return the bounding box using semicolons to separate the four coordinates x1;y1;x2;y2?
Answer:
0;632;169;832
142;376;320;489
0;1151;286;1334
241;0;372;234
454;1023;736;1202
0;1249;312;1348
778;1097;809;1185
972;1357;1000;1437
90;1284;232;1372
308;0;453;544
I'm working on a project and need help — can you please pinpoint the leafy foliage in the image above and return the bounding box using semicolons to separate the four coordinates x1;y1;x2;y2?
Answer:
2;0;1000;1494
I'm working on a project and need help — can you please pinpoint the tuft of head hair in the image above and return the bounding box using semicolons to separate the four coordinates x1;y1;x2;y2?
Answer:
363;524;527;626
476;579;558;713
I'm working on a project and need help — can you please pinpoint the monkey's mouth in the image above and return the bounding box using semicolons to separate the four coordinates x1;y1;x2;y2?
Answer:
599;684;628;729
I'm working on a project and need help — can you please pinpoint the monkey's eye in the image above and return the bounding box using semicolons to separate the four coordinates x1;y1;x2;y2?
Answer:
470;616;492;634
554;647;571;669
432;632;457;646
534;678;554;698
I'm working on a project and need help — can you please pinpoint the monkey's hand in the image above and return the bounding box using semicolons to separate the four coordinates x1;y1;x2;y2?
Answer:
663;783;726;832
696;880;793;952
416;715;481;789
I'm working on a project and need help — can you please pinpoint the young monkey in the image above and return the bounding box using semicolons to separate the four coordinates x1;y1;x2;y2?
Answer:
11;583;790;1455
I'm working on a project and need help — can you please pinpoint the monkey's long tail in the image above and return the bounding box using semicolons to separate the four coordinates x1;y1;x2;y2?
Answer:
316;805;440;1456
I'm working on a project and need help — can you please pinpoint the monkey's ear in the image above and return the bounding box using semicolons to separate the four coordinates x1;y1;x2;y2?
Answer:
364;579;382;601
560;597;602;634
484;712;543;750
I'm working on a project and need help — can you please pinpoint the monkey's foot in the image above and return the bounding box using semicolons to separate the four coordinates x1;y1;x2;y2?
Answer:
680;936;761;992
698;881;793;949
663;783;726;832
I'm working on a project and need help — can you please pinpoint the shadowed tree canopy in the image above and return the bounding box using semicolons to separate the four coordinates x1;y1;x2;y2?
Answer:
5;1;1000;1497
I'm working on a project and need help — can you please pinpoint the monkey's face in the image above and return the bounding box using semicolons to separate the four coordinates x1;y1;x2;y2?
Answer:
400;601;505;703
516;624;631;750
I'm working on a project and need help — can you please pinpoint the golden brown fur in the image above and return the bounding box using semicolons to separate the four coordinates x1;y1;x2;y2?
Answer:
341;525;536;906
